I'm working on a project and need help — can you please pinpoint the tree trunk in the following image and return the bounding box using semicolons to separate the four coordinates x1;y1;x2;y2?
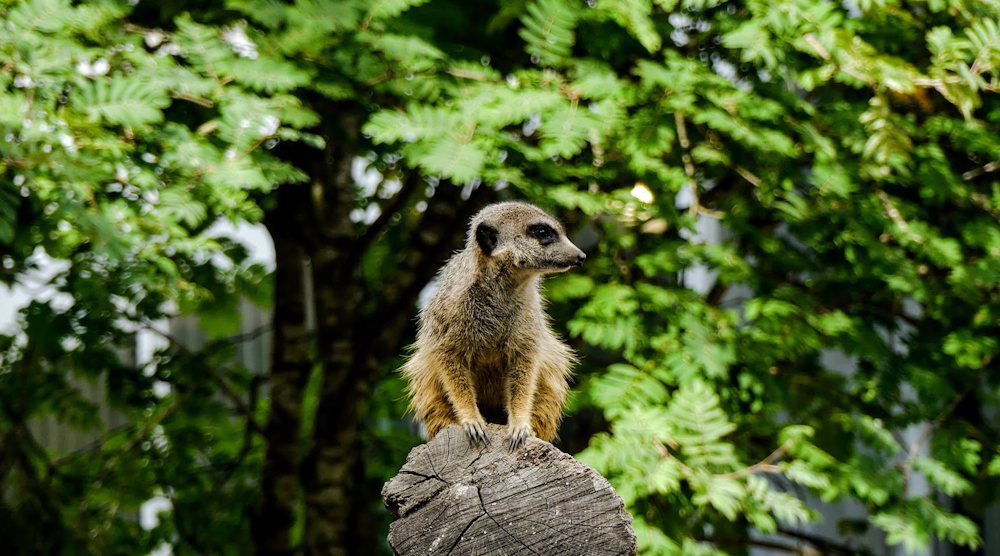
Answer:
382;424;637;556
298;112;366;556
255;176;313;556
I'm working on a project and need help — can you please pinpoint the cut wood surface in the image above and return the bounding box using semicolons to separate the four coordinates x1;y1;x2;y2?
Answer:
382;424;636;556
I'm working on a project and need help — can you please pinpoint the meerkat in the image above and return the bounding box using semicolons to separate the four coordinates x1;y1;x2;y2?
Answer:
401;201;586;450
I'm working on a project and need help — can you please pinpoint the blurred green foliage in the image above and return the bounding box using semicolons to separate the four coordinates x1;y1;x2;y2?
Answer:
3;0;1000;554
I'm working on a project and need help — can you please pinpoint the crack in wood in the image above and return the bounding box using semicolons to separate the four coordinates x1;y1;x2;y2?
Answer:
478;485;542;556
517;516;575;544
399;470;436;480
446;511;486;556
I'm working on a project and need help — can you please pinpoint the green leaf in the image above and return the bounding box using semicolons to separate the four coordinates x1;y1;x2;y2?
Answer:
8;0;73;34
413;136;488;184
364;0;433;20
913;457;972;496
591;363;668;412
691;475;744;520
363;105;460;144
204;158;272;190
226;57;311;93
668;380;738;469
518;0;578;64
160;188;208;227
599;0;661;53
0;92;28;126
75;77;171;127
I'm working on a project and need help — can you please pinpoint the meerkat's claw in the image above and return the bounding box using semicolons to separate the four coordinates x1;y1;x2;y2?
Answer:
507;424;532;451
463;420;490;448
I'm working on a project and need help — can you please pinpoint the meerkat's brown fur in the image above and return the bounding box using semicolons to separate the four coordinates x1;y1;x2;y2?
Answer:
401;201;586;449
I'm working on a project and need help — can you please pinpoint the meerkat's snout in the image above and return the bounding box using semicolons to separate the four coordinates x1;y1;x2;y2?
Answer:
568;244;586;266
549;240;586;271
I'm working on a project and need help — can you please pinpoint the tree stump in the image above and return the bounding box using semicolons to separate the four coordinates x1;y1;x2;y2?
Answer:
382;424;637;556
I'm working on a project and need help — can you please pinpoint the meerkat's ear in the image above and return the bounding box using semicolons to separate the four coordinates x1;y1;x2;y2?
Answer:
475;223;498;256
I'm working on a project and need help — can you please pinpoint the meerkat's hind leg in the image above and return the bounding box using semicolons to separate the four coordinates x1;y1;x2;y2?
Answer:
529;377;566;442
528;350;572;443
417;380;488;446
418;383;460;439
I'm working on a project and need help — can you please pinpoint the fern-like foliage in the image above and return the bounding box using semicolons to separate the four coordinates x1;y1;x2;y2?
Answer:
74;77;171;127
590;364;668;416
363;105;460;144
518;0;577;64
216;98;282;151
413;135;489;184
174;15;235;74
7;0;72;35
597;0;661;53
667;380;737;469
226;57;311;94
363;0;432;21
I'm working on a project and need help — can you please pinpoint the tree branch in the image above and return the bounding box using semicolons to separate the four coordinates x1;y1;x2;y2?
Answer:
76;390;192;517
776;527;876;556
962;160;1000;180
352;170;423;262
875;189;923;244
705;281;730;307
899;361;989;492
138;320;265;436
675;111;724;219
698;535;824;556
214;375;263;494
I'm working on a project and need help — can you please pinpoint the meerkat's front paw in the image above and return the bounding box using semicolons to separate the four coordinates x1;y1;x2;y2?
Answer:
462;418;490;448
507;423;533;450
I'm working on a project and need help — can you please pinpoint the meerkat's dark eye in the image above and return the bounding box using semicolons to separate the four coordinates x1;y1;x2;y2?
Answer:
528;224;557;245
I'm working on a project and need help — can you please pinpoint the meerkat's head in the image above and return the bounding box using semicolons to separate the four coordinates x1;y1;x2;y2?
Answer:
468;201;586;274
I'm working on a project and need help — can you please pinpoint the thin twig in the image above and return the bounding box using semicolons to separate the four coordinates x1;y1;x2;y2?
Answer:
802;33;878;86
899;363;989;491
674;111;724;219
970;192;1000;224
715;440;792;480
355;171;423;255
654;439;694;474
803;34;831;61
913;77;999;92
776;526;875;556
962;160;1000;181
446;68;488;82
675;111;699;219
213;375;263;493
734;164;762;187
139;320;265;436
876;189;923;244
170;92;214;108
225;323;274;346
698;535;824;556
76;390;192;516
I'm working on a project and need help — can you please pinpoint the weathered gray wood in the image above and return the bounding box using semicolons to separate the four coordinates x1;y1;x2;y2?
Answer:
382;424;636;556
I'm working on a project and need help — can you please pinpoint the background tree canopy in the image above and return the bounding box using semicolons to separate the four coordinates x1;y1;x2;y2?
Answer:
3;0;1000;554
